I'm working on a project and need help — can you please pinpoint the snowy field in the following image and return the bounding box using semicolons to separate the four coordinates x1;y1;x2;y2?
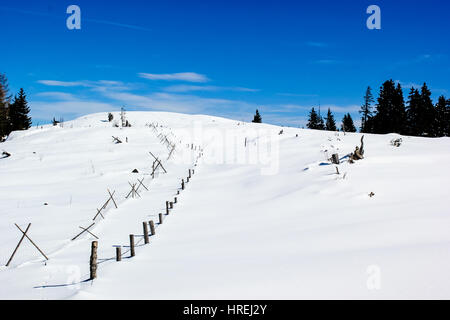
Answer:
0;111;449;299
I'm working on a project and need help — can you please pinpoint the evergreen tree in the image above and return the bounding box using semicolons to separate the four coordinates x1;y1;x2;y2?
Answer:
341;113;356;132
390;82;407;134
10;88;32;131
0;73;12;138
325;108;337;131
406;88;422;136
317;108;325;130
373;80;406;134
419;83;437;137
435;96;448;137
307;107;321;129
447;98;450;137
252;109;262;123
360;86;374;133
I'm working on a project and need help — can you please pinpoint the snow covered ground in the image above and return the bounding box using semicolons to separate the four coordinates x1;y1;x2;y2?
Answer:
0;111;449;299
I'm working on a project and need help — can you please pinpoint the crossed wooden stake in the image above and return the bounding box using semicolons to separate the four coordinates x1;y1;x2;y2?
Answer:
92;208;105;221
6;223;49;267
149;151;167;174
135;178;148;192
167;145;176;160
102;189;118;210
112;136;122;144
93;189;118;221
126;182;141;199
72;222;98;241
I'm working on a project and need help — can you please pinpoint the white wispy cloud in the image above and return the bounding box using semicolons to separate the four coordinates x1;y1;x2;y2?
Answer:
36;92;78;100
0;6;151;32
163;85;259;93
31;100;120;120
276;93;319;97
395;80;423;89
306;42;328;48
37;80;135;91
138;72;210;83
85;18;152;32
37;80;88;87
395;80;448;95
312;59;342;65
268;104;360;114
100;90;255;114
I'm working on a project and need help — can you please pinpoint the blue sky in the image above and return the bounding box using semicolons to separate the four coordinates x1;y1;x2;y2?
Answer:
1;0;449;127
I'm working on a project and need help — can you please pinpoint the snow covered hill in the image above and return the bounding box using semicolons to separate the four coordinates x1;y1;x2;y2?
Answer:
0;111;449;299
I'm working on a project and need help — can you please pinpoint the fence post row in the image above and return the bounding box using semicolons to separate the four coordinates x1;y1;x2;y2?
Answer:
84;137;203;278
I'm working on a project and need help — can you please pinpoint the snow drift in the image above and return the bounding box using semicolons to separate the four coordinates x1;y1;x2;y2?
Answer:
0;111;449;299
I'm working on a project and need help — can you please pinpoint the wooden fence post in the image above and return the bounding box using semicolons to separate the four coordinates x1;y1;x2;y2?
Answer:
149;220;155;235
182;179;185;190
90;241;98;280
166;201;169;215
129;234;135;257
143;222;149;244
6;223;31;267
116;246;121;261
187;177;190;183
159;213;163;224
189;169;191;178
174;197;177;204
169;202;173;209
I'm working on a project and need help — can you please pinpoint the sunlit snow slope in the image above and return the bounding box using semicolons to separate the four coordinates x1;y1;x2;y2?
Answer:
0;111;449;299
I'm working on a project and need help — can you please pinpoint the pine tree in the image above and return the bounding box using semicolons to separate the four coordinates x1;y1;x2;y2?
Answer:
373;80;406;134
317;108;325;130
406;88;422;136
419;83;436;137
10;88;32;131
252;109;262;123
341;113;356;132
392;83;407;134
360;86;374;133
447;99;450;137
0;73;12;138
325;108;337;131
435;96;448;137
307;107;321;129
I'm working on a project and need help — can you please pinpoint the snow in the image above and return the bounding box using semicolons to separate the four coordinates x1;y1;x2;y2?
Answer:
0;111;449;299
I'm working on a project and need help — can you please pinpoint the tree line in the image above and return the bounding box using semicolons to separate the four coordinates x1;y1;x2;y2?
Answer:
304;79;449;136
0;73;32;141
